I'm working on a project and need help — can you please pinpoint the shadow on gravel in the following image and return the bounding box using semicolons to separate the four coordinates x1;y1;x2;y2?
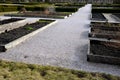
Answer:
74;44;88;63
80;31;89;39
84;24;90;28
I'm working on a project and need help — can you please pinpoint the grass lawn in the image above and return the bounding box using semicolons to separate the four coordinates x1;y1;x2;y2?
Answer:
0;60;119;80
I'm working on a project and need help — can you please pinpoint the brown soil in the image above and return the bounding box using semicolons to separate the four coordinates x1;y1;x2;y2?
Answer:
90;22;120;40
0;18;24;25
0;19;54;45
90;40;120;58
91;26;120;31
92;13;107;21
91;22;120;27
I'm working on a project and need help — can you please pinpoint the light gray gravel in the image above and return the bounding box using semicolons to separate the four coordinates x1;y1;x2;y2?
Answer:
0;4;120;76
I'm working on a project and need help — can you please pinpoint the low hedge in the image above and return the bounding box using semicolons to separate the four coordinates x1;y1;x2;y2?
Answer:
0;5;45;12
92;8;120;13
0;5;3;12
24;6;78;12
0;7;18;12
15;2;43;5
0;4;78;12
0;5;23;12
3;7;18;12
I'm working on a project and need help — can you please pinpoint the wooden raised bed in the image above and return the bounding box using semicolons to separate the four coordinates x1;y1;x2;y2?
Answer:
0;19;57;52
89;22;120;40
90;22;120;27
89;29;120;40
87;40;120;65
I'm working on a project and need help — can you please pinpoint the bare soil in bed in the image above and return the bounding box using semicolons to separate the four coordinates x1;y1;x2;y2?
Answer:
90;22;120;40
0;18;24;25
90;40;120;58
91;22;120;28
0;20;54;45
91;26;120;31
92;13;107;21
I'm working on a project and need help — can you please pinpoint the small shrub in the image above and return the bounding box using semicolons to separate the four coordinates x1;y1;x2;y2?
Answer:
3;7;18;12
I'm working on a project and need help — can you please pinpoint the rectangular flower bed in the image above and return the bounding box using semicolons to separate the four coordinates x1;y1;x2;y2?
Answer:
112;13;120;19
112;13;120;21
87;40;120;65
90;22;120;27
89;28;120;40
0;18;24;25
0;19;57;52
0;18;25;34
89;32;120;41
89;22;120;40
91;13;107;21
4;11;72;19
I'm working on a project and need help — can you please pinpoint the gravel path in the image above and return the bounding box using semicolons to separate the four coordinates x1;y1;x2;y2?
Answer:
0;4;120;76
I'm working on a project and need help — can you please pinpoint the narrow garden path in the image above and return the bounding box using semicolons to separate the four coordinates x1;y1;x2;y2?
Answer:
0;4;120;76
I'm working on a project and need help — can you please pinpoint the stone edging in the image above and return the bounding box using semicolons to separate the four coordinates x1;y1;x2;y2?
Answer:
89;37;120;43
0;18;26;34
111;14;120;22
5;14;70;19
0;20;57;52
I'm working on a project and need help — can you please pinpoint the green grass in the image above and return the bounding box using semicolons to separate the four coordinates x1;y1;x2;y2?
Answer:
37;19;54;23
0;60;119;80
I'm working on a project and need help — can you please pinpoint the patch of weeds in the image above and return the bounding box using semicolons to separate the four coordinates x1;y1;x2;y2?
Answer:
25;26;34;30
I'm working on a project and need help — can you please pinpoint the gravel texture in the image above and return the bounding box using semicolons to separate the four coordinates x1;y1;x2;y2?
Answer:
0;4;120;76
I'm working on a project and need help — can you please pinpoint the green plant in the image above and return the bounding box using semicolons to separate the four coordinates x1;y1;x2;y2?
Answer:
25;26;33;30
37;19;54;23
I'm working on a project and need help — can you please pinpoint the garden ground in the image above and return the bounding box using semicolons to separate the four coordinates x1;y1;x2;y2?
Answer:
0;4;120;76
